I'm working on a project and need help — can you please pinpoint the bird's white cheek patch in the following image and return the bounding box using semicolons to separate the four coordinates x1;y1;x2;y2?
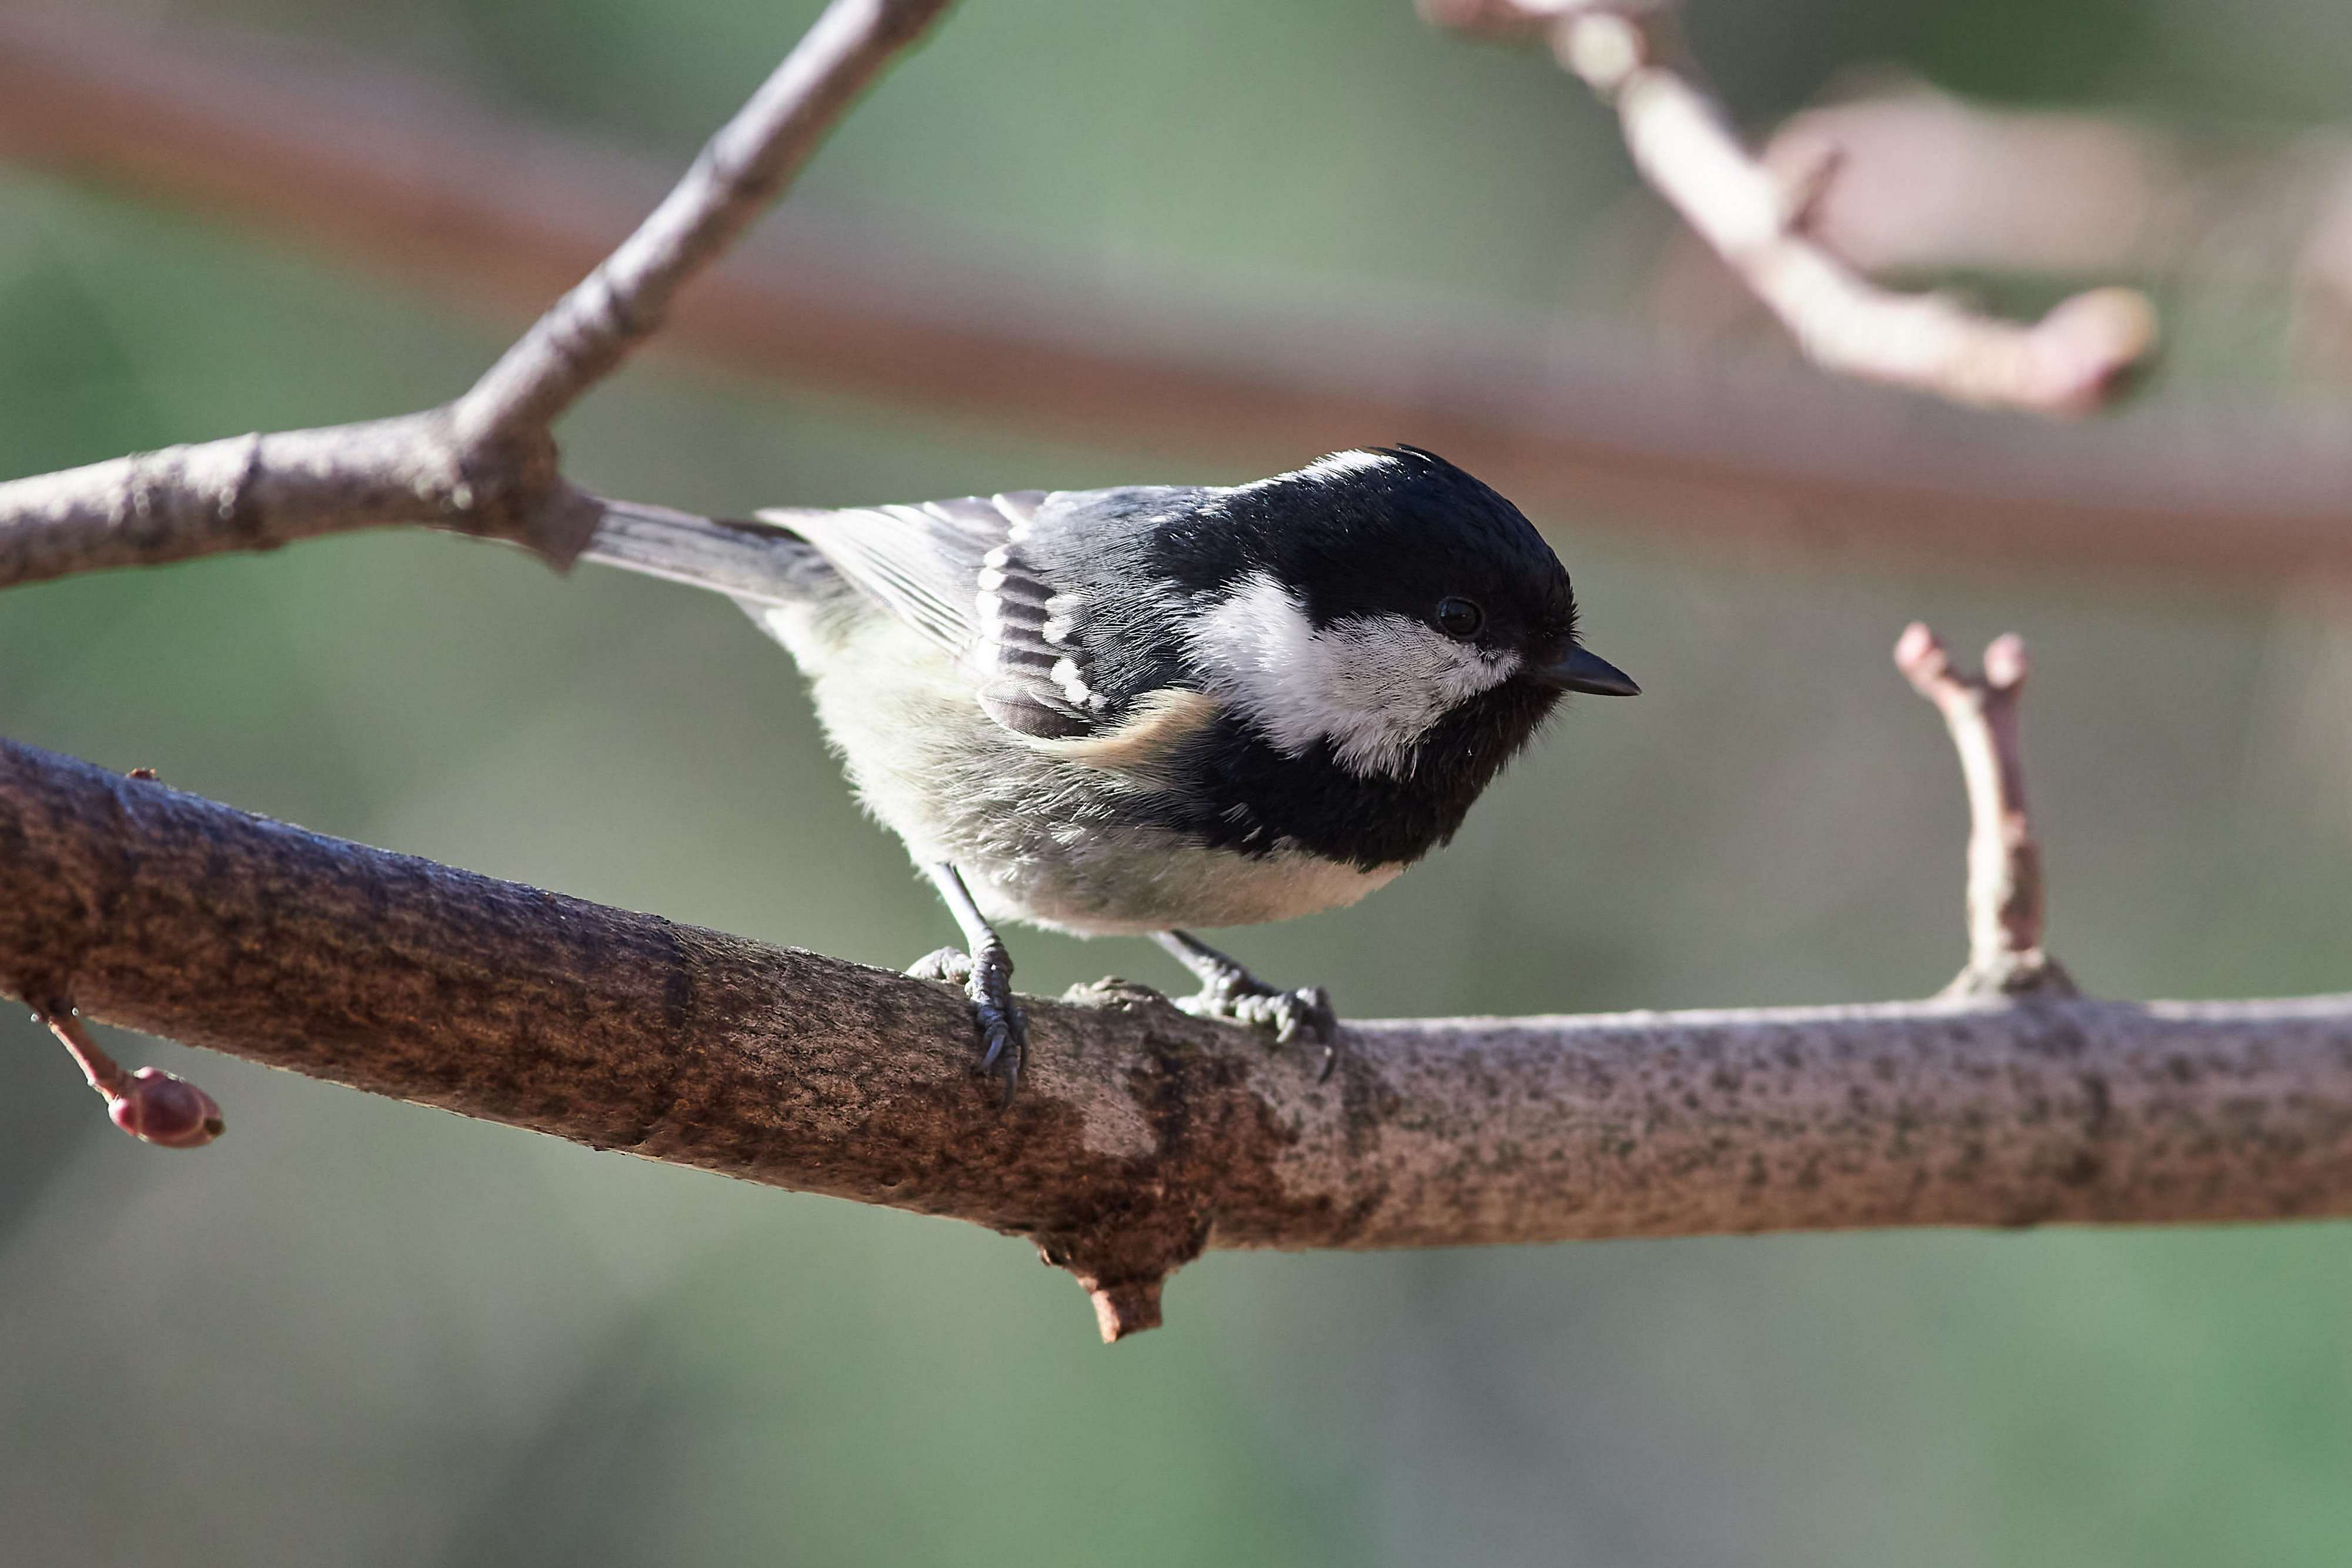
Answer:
1187;572;1520;777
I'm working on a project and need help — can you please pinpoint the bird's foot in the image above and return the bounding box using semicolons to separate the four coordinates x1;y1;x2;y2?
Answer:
1178;975;1337;1054
1153;930;1338;1074
1157;932;1339;1080
908;945;1026;1100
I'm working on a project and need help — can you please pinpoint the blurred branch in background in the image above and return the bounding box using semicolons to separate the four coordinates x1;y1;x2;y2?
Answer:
1762;85;2191;283
1420;0;2156;414
5;732;2350;1344
6;7;2352;578
1759;83;2352;380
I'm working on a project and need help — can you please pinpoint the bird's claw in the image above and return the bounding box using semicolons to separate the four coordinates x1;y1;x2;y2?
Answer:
909;945;1026;1100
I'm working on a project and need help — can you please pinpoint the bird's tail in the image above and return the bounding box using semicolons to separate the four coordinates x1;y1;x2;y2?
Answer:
579;499;830;607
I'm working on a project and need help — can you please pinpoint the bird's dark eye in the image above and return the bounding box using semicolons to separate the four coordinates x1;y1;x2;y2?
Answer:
1434;596;1485;639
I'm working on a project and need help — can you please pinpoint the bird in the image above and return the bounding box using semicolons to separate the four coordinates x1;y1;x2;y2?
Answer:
583;445;1638;1094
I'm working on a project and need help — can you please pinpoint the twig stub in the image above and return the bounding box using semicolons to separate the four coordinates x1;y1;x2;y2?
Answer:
1896;622;2074;999
1087;1280;1166;1344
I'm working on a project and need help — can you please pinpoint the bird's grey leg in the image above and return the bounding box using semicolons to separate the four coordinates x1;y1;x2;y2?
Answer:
911;862;1025;1098
1152;930;1339;1080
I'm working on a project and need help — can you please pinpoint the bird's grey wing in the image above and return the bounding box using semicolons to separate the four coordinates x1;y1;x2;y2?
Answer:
757;492;1110;740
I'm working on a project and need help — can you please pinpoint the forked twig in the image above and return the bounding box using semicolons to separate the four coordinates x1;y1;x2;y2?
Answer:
0;0;954;589
1896;623;2075;998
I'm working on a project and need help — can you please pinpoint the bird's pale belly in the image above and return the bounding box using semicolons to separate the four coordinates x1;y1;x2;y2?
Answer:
965;833;1404;938
781;604;1404;936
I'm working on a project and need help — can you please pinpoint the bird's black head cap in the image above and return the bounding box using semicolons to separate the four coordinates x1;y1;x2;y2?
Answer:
1148;445;1579;662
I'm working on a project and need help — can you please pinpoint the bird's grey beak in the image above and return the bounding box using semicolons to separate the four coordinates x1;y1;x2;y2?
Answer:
1535;644;1641;696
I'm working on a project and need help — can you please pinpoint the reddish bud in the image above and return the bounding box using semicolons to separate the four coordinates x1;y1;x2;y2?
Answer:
108;1066;225;1149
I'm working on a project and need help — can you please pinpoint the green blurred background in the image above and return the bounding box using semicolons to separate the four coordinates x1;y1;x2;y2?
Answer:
4;0;2350;1562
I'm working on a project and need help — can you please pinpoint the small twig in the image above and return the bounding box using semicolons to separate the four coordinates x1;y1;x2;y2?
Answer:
452;0;951;443
41;1004;223;1148
1424;0;2159;413
0;0;953;589
1896;623;2074;998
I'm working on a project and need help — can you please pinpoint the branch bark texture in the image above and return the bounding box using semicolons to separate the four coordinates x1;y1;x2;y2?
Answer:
6;738;2349;1339
6;8;2352;580
0;413;571;587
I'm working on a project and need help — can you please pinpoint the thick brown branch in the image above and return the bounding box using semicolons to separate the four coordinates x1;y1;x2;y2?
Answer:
6;735;2350;1341
4;10;2352;581
1424;0;2156;413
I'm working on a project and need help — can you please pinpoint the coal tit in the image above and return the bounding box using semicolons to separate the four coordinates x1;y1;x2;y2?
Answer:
586;446;1637;1091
